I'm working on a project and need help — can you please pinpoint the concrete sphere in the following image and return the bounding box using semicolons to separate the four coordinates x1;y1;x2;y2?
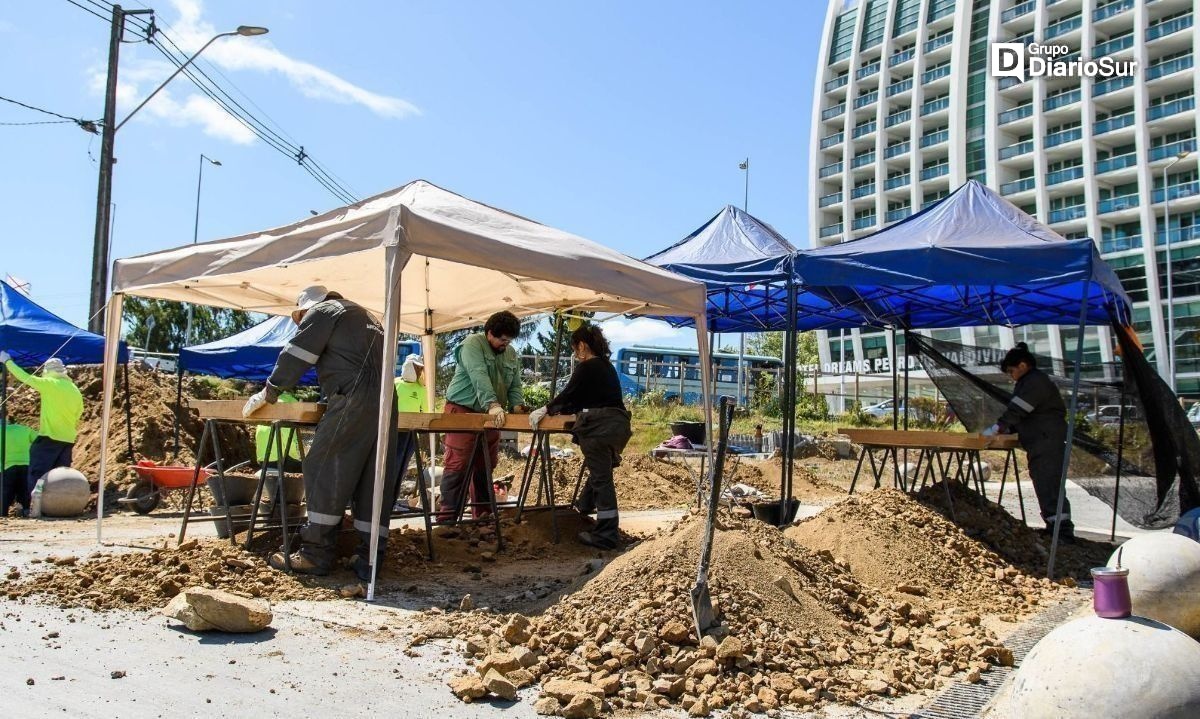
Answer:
1006;615;1200;718
39;467;91;517
1108;532;1200;637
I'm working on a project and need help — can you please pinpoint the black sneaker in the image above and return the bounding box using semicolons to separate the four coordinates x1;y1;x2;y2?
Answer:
350;555;380;583
577;531;618;550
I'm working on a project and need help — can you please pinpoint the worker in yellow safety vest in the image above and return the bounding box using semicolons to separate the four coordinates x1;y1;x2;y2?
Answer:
0;354;83;509
392;355;426;510
254;392;304;472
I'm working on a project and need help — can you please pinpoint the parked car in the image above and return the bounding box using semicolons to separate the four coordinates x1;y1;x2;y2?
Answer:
1187;402;1200;429
1086;405;1140;425
862;399;933;423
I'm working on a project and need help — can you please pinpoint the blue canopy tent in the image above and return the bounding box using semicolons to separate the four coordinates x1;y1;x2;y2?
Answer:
792;180;1132;576
0;279;132;476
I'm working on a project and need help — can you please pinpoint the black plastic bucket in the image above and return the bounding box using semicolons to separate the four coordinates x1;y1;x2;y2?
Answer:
751;499;800;526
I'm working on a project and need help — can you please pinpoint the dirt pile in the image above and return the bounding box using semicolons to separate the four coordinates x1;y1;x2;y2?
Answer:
436;513;1015;714
4;365;252;502
2;538;338;611
501;453;776;511
786;489;1067;615
913;481;1114;581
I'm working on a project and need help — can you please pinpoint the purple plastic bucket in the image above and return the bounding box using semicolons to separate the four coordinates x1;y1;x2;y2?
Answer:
1091;566;1132;619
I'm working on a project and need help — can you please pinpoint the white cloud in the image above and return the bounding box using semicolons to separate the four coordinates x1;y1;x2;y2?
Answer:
600;317;698;349
86;0;418;144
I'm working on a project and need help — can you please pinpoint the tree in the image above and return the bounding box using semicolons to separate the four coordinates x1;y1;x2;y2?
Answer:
122;298;261;354
745;330;826;418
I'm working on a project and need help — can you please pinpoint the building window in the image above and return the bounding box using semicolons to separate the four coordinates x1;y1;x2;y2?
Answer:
829;9;859;63
860;0;888;49
893;0;921;37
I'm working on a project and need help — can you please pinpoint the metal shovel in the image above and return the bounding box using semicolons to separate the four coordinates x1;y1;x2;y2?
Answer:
691;395;735;639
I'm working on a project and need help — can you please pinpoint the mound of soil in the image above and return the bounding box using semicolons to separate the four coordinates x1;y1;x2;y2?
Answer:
785;489;1066;615
438;513;1016;713
913;481;1113;581
2;538;338;611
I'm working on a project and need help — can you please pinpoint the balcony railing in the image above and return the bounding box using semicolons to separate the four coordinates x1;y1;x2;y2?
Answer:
1094;112;1135;135
819;161;843;178
1095;152;1137;174
998;76;1022;91
1045;13;1082;40
921;96;950;116
1001;177;1037;195
887;78;913;96
1149;138;1198;162
1094;0;1134;23
922;65;952;84
852;121;877;139
1094;75;1134;96
1149;96;1196;121
1093;34;1133;58
821;103;846;120
920;164;950;181
852;215;877;230
818;192;841;208
1047;166;1085;185
850;151;876;168
1044;88;1081;112
924;33;953;54
929;1;954;21
999;140;1035;160
885;173;911;190
819;223;844;238
856;62;881;80
1049;205;1088;223
1003;0;1036;23
1044;126;1083;148
820;132;844;149
824;75;849;92
886;207;911;223
1101;234;1142;253
1152;181;1200;204
920;129;949;148
1147;56;1194;81
999;103;1034;125
885;109;912;127
1097;193;1140;213
851;182;875;198
1157;226;1200;245
889;48;915;66
1147;14;1193;42
884;142;910;159
854;91;880;109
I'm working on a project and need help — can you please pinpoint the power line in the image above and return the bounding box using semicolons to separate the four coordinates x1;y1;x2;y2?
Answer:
0;95;100;133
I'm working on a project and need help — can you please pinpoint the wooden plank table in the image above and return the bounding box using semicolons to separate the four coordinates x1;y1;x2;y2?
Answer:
838;427;1027;524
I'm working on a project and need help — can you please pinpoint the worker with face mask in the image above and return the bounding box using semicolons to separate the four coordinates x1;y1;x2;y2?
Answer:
243;286;399;581
0;354;83;506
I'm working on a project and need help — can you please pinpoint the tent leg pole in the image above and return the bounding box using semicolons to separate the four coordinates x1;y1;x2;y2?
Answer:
1111;396;1127;542
1048;300;1088;579
174;366;185;458
123;363;133;460
1;365;7;498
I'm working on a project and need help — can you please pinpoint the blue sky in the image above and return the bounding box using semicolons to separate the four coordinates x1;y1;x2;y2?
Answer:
1;0;822;349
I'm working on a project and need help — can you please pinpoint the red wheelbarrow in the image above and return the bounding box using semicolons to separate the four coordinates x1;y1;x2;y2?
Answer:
120;460;249;515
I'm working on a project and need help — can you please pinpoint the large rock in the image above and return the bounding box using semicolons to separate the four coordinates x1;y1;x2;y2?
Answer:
1004;615;1200;718
38;467;90;517
543;679;604;704
161;587;272;632
1108;533;1200;637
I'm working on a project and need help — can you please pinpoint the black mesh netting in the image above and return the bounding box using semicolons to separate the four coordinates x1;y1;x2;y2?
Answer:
906;327;1199;529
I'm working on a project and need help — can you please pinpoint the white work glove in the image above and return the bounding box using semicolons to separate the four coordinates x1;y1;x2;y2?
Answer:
487;402;507;428
981;424;999;437
0;350;9;364
242;389;270;418
529;406;548;430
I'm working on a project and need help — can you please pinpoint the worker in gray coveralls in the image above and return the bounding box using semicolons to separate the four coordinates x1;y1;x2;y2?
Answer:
243;285;399;580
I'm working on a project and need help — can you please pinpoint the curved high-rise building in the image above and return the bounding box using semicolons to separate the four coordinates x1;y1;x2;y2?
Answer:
809;0;1199;399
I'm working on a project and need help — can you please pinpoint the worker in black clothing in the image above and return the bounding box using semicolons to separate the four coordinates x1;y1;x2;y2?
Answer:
984;343;1074;542
529;323;631;549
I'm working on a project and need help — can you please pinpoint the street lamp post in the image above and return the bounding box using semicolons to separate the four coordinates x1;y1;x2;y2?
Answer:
1162;149;1191;392
737;158;750;404
87;20;269;332
183;154;221;347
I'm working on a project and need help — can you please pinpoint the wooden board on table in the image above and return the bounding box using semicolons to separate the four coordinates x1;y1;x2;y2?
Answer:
838;427;1019;450
188;399;324;424
396;412;575;432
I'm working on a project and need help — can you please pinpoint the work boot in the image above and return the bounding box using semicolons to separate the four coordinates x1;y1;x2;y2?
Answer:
353;532;387;583
268;550;331;575
577;530;619;550
269;521;337;575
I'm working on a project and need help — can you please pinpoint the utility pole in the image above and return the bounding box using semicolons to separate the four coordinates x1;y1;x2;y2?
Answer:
88;5;154;332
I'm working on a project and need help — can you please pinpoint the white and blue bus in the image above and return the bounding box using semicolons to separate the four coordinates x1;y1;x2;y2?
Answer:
615;345;782;405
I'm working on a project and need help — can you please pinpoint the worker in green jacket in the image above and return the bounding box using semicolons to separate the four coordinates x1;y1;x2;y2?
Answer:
254;392;304;472
0;354;84;501
1;421;37;516
392;355;426;510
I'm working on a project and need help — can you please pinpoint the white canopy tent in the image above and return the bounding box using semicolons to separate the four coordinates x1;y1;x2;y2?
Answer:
97;180;713;597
